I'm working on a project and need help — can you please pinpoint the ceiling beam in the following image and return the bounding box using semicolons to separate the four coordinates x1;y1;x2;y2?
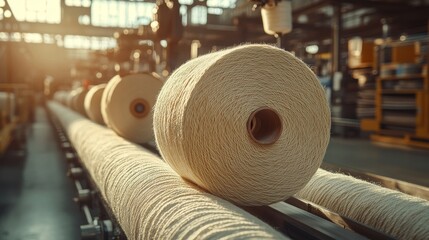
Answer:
293;0;331;17
329;0;429;10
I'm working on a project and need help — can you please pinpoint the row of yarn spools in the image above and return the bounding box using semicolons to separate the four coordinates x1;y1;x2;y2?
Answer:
53;44;331;206
54;73;162;144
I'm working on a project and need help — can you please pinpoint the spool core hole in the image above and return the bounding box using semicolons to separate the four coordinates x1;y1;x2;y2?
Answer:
129;98;150;118
134;103;146;113
247;107;282;145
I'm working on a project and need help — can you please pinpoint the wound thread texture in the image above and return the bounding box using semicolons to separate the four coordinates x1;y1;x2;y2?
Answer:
154;44;331;206
297;169;429;240
84;84;106;125
101;73;163;143
48;101;286;240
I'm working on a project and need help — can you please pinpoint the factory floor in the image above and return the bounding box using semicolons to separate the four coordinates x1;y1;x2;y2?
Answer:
0;107;429;240
0;106;81;240
323;137;429;187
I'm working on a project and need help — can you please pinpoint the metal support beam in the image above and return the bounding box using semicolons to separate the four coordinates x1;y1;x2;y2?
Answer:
332;3;342;74
329;0;429;11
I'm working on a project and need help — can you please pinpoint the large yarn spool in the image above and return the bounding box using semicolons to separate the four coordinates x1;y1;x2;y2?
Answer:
61;91;71;106
53;90;69;105
84;84;106;125
261;0;292;35
101;73;163;143
48;102;285;240
53;91;62;102
154;44;331;206
71;87;88;116
65;90;75;108
297;169;429;240
66;89;81;109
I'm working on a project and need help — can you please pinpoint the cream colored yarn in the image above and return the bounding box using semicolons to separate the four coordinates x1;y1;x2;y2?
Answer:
84;84;106;125
101;73;163;143
298;169;429;240
48;101;286;240
154;44;331;206
53;90;69;105
66;89;77;109
66;87;88;116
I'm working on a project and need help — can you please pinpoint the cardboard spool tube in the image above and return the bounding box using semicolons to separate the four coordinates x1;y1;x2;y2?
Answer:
247;107;282;145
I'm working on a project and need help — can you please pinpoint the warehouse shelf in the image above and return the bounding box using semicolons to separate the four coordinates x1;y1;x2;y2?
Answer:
379;74;426;81
360;38;429;148
381;89;422;94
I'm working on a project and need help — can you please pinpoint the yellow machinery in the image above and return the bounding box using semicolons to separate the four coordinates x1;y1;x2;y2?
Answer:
0;83;33;155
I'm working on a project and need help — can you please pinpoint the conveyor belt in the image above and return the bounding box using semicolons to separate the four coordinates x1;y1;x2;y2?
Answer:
47;103;401;240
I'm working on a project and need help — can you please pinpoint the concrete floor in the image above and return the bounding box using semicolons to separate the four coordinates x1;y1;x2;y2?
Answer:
0;107;428;239
0;107;82;240
324;137;429;187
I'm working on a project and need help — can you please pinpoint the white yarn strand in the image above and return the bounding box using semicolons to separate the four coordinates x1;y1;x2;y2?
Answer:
154;44;331;206
48;101;286;240
297;169;429;240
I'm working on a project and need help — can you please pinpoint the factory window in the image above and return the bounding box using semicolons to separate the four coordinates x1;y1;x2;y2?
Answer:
78;15;91;25
4;9;11;18
43;34;55;44
23;33;43;43
8;0;61;23
65;0;91;7
207;0;236;8
191;6;207;25
63;35;116;50
180;5;187;26
10;32;22;42
91;0;154;28
179;0;193;5
0;32;8;41
208;7;223;15
0;32;58;45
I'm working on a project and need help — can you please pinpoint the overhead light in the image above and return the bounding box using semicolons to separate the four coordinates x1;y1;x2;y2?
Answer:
374;38;384;45
160;40;167;48
114;64;121;72
305;45;319;54
133;51;140;59
4;9;11;18
297;15;308;23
